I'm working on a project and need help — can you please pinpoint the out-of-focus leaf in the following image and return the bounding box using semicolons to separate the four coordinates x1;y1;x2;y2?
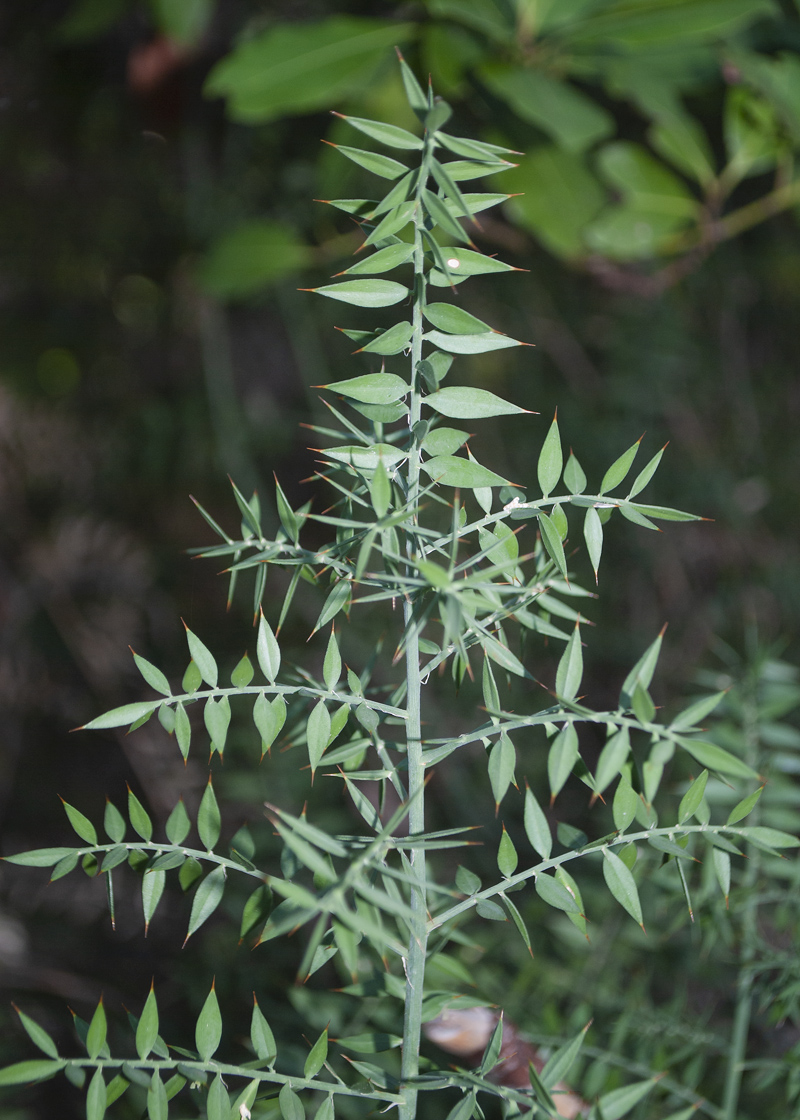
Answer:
504;147;605;257
199;221;310;301
205;17;414;122
482;64;614;152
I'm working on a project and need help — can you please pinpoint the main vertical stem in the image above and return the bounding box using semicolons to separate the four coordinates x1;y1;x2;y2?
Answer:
399;139;433;1120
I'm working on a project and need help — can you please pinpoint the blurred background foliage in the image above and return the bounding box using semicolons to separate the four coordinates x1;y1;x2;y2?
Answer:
1;0;800;1117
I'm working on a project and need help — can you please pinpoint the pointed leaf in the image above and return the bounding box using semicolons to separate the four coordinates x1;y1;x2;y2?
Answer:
540;1024;588;1090
195;984;222;1063
497;827;518;877
257;612;281;682
166;798;191;845
597;1078;656;1120
147;1070;168;1120
678;737;758;780
599;438;642;495
251;997;277;1065
679;770;709;824
128;788;153;841
254;692;286;754
613;773;639;832
132;653;171;696
311;280;408;307
488;733;516;809
556;624;582;700
524;784;552;859
602;848;643;928
564;452;586;495
203;696;231;755
583;506;603;582
174;703;191;759
539;511;568;580
314;579;351;632
423;329;522;354
136;986;159;1060
548;724;580;799
86;999;107;1060
142;869;166;932
197;780;221;850
207;1073;230;1120
184;626;218;687
87;1067;106;1120
232;653;256;689
338;113;422;150
186;865;226;941
727;786;763;825
422;455;508;489
61;800;97;845
424;303;491;335
307;700;332;775
535;872;580;914
82;701;160;731
14;1007;59;1059
627;445;665;498
425;386;526;419
305;1027;328;1079
538;414;562;499
332;144;407;180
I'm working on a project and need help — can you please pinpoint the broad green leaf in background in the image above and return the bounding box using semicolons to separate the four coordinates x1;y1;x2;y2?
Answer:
482;64;614;153
200;221;311;301
503;147;605;258
205;17;415;122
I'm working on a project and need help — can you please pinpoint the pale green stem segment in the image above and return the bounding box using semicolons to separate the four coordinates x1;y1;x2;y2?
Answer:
722;671;761;1120
399;129;436;1120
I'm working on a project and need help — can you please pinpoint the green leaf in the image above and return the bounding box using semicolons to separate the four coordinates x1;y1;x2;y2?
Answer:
613;773;639;832
103;799;125;843
0;1059;66;1086
201;219;310;300
305;1027;328;1079
359;323;414;359
230;652;255;689
311;280;408;307
165;798;191;845
331;143;408;180
603;847;644;928
678;737;759;781
198;779;221;850
538;414;562;498
195;983;222;1062
597;1077;656;1120
61;799;97;845
14;1007;59;1059
740;826;800;850
476;898;506;921
182;660;202;695
87;1067;106;1120
482;63;613;154
423;329;522;354
136;985;159;1060
600;437;642;495
186;865;226;941
322;443;406;472
627;444;666;498
535;872;579;914
82;701;160;731
183;625;217;687
555;625;583;702
422;455;508;489
455;865;481;894
337;113;422;150
206;17;414;123
147;1070;168;1120
240;884;272;941
308;700;332;775
314;579;351;632
204;696;231;756
583;506;603;583
727;787;763;825
540;1023;588;1089
206;1073;230;1120
174;702;191;760
679;770;709;823
563;451;586;494
621;630;664;707
364;199;417;245
425;386;526;419
670;690;727;731
488;732;516;809
257;612;281;683
142;869;166;933
539;511;568;580
179;857;203;891
132;652;171;696
322;628;342;692
424;303;491;335
254;692;287;755
548;724;580;799
497;826;518;877
341;245;415;279
3;847;76;868
128;787;153;842
251;997;277;1064
86;998;107;1060
280;1083;305;1120
51;851;80;880
503;146;605;258
325;372;408;404
524;784;552;859
712;848;731;904
422;187;471;243
595;728;630;796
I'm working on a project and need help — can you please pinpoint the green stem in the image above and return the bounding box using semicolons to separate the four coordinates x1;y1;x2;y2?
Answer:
399;134;435;1120
722;668;762;1120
